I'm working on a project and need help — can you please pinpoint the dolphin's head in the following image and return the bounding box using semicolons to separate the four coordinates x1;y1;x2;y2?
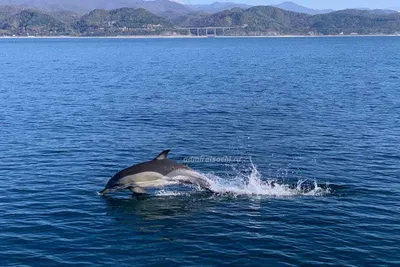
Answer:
98;172;126;196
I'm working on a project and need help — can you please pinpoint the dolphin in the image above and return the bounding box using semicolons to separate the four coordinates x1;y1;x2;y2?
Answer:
99;150;211;195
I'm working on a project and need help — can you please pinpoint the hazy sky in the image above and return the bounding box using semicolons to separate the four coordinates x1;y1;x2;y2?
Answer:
179;0;400;10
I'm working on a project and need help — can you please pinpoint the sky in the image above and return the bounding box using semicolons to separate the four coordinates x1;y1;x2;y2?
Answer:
178;0;400;10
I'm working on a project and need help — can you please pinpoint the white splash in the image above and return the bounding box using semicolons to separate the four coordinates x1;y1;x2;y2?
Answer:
160;162;330;198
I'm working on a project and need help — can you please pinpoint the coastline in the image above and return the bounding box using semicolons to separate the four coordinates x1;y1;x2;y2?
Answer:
1;34;400;39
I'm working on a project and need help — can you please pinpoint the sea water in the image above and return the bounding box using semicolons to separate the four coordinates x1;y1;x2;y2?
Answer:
0;37;399;266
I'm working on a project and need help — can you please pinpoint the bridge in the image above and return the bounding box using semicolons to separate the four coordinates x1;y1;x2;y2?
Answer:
175;27;239;37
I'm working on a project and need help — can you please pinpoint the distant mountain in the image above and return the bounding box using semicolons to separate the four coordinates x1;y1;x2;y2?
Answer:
0;0;89;13
0;5;24;22
140;0;190;15
159;10;206;24
189;2;252;13
1;1;397;18
0;0;191;14
274;1;333;15
48;10;81;24
1;5;400;37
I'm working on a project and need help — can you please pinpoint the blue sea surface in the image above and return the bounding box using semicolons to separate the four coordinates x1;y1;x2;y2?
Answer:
0;37;399;266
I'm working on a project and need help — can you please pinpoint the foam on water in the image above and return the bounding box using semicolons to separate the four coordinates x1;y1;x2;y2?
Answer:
157;163;331;198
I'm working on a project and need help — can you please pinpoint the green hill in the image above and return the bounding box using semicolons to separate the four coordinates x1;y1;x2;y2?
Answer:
239;6;310;34
309;9;400;34
74;8;171;36
175;6;400;35
49;10;81;24
175;6;311;35
0;9;72;35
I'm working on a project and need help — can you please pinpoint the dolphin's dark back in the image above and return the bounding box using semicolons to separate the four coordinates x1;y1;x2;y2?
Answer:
122;159;191;177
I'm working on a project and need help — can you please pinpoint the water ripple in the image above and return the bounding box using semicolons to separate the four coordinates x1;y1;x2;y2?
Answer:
1;37;400;266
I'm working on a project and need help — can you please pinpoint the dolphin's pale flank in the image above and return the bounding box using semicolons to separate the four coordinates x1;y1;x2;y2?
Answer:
99;150;211;195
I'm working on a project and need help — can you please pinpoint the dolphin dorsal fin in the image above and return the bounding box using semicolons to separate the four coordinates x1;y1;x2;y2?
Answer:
154;150;170;160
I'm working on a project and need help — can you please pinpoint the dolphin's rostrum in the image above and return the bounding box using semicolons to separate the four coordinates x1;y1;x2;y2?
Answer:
99;150;211;195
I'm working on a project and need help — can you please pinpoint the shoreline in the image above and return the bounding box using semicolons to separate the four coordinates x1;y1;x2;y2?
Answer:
1;34;400;39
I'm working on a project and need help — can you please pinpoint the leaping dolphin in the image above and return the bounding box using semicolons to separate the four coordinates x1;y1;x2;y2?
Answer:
99;150;211;195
